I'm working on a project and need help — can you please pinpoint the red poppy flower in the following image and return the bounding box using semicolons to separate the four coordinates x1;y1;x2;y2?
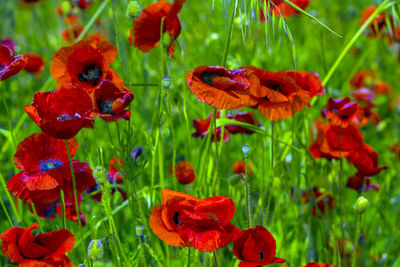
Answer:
91;80;134;121
233;225;286;267
56;5;80;25
233;161;253;176
192;112;231;142
319;123;364;158
301;263;336;267
309;120;337;160
347;144;387;176
0;223;75;266
349;70;376;89
24;52;44;73
1;38;16;51
129;0;186;56
74;0;92;10
321;97;359;127
169;161;195;184
347;172;379;193
177;196;242;252
187;66;256;110
374;81;392;95
24;85;94;139
246;66;311;121
51;34;117;92
62;24;84;43
301;188;334;217
285;70;325;98
0;44;26;81
56;199;87;226
225;112;259;134
360;6;393;38
391;143;400;158
352;104;380;127
270;0;310;18
149;189;199;247
351;88;375;103
7;132;96;208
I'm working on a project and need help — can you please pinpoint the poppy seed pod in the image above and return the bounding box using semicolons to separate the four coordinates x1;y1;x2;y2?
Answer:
127;1;141;19
356;196;369;214
88;239;104;261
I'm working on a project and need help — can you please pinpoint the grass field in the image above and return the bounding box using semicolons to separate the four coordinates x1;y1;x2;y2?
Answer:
0;0;400;266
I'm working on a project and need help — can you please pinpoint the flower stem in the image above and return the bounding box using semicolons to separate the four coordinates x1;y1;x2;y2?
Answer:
338;126;345;266
59;189;67;229
65;139;86;258
0;193;13;227
351;213;361;267
245;155;251;229
221;0;236;66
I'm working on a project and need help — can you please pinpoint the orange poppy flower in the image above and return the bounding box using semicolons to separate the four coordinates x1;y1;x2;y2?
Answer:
0;44;26;81
349;70;376;89
169;161;195;184
23;52;44;73
270;0;310;18
187;66;256;110
245;66;311;121
321;97;359;127
233;161;253;176
51;34;117;92
149;189;199;247
360;6;393;38
374;81;392;95
285;70;325;98
62;24;84;43
192;112;230;142
129;0;186;56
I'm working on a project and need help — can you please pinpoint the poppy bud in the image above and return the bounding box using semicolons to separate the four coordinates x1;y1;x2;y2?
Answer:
162;75;171;90
127;1;141;19
356;196;369;214
136;225;144;236
162;34;172;48
228;174;241;185
93;166;106;184
88;239;104;260
61;1;71;15
242;144;250;157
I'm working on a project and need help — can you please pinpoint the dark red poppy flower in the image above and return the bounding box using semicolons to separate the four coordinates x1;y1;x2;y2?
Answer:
56;199;87;226
270;0;310;18
360;6;393;38
0;44;26;81
1;38;16;51
301;263;336;267
74;0;92;10
233;225;286;267
129;0;186;56
62;24;84;43
352;104;380;127
321;97;359;127
192;112;230;142
187;66;256;110
301;187;334;217
351;88;375;103
374;81;392;95
347;172;379;193
23;52;45;73
285;70;325;98
7;132;96;210
225;112;259;134
391;143;400;158
51;34;117;92
349;70;376;89
149;189;199;247
309;120;337;160
245;66;311;121
233;161;253;176
91;80;134;121
24;85;94;139
347;144;387;176
169;161;195;184
177;196;242;252
0;223;75;266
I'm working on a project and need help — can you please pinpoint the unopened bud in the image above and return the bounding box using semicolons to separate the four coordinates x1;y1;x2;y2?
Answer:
93;166;106;184
228;174;241;185
356;196;369;214
242;144;249;157
88;239;104;261
127;1;141;18
136;225;144;236
162;33;172;48
162;75;171;89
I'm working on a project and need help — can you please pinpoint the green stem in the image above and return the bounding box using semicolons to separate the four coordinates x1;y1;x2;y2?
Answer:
245;155;251;229
221;0;236;66
65;139;86;258
338;126;345;267
59;189;67;229
110;0;125;79
212;250;218;267
0;172;20;223
351;214;361;267
186;247;191;267
76;0;109;41
0;194;13;227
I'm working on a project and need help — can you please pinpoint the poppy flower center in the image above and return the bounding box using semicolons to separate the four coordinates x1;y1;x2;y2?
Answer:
206;212;219;221
259;252;264;260
39;158;63;172
332;109;338;114
200;72;221;86
78;64;102;85
173;212;183;226
0;63;5;70
98;100;114;115
271;84;281;92
57;113;82;121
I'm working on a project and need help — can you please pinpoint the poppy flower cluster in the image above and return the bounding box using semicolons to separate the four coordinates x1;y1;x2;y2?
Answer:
129;0;187;56
259;0;311;21
192;111;259;142
150;190;286;265
0;223;75;266
310;96;387;192
187;65;324;122
7;132;96;224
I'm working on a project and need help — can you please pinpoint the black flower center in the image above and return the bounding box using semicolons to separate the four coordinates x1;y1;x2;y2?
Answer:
259;252;264;260
98;100;114;115
78;64;102;85
173;212;183;226
271;84;281;92
200;72;220;86
0;63;5;71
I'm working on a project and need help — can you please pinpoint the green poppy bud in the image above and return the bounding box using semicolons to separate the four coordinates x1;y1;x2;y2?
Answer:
242;144;250;157
162;75;171;89
127;1;141;19
61;1;71;15
356;196;369;214
228;174;241;185
88;239;104;261
162;33;172;48
93;166;106;184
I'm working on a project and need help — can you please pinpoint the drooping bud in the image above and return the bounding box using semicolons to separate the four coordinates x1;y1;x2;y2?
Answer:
88;239;104;261
356;196;369;214
93;166;107;184
127;1;141;18
162;33;172;48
